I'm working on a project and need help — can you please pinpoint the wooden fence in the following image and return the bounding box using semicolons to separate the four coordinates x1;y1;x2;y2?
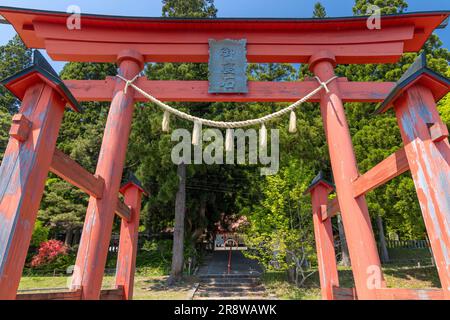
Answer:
385;239;430;249
108;234;164;253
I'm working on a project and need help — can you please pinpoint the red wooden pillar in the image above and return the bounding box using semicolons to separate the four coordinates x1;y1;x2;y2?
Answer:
116;176;148;300
376;54;450;299
305;172;339;300
394;85;450;298
0;51;80;299
72;50;144;299
309;51;384;299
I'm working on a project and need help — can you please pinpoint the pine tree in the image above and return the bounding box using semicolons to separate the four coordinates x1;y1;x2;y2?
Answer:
0;35;32;160
0;107;11;161
162;0;217;18
298;2;329;77
0;35;32;114
312;2;327;18
353;0;408;15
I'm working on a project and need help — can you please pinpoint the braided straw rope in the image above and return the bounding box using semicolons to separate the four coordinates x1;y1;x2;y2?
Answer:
117;75;338;129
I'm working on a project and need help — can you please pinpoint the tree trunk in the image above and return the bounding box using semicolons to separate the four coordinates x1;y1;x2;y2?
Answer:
64;228;73;247
337;214;351;266
377;215;390;263
168;163;186;285
285;251;296;284
73;229;81;246
191;196;207;242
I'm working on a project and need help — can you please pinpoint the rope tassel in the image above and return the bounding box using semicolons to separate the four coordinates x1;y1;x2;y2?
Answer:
289;110;297;133
259;123;267;149
225;128;234;152
162;111;170;132
192;121;202;146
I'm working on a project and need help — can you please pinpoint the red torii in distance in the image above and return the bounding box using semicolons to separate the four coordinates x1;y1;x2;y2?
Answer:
0;6;448;300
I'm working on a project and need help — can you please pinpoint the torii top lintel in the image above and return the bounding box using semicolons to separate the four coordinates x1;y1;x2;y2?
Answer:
0;6;448;64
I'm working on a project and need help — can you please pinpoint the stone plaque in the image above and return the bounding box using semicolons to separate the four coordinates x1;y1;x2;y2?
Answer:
208;39;248;93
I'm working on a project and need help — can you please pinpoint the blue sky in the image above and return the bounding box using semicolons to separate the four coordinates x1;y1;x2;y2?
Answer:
0;0;449;72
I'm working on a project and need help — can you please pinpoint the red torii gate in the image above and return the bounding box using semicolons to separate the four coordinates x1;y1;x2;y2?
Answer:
0;6;448;300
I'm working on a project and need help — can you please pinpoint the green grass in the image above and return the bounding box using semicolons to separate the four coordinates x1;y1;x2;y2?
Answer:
262;265;440;300
382;265;440;288
262;272;321;300
18;265;440;300
20;242;440;300
132;276;198;300
18;275;117;291
18;275;198;300
387;248;432;261
18;240;199;299
19;276;73;290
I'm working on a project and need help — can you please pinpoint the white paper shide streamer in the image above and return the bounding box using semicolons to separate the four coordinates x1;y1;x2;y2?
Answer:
259;123;267;149
289;110;297;133
225;128;234;152
192;121;202;146
162;110;170;132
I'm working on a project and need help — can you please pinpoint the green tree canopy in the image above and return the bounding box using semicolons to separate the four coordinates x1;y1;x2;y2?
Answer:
312;2;327;18
0;35;32;114
162;0;217;17
0;35;32;160
353;0;408;15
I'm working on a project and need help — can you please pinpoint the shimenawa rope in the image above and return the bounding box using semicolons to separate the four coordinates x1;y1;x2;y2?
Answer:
116;74;338;131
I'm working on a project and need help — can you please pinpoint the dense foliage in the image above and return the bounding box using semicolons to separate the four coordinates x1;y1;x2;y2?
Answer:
31;240;68;267
312;2;327;18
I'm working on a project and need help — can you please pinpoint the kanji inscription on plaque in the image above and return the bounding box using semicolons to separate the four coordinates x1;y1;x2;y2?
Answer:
208;39;248;93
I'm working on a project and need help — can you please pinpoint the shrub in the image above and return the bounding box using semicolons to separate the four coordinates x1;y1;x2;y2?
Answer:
31;240;68;268
30;221;50;248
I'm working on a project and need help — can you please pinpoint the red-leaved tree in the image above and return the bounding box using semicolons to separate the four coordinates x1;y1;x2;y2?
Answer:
31;240;68;267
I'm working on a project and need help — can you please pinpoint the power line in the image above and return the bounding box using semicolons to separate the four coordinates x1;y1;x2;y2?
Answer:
186;185;253;195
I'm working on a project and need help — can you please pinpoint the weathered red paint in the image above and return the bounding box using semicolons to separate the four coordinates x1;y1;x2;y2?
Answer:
332;286;357;300
324;198;340;221
72;51;144;300
115;198;132;222
310;51;385;299
308;181;339;300
115;184;144;300
50;149;105;199
15;287;125;300
375;288;444;300
0;83;66;299
9;113;32;142
63;77;395;103
1;7;447;63
393;84;450;299
44;40;406;64
353;147;409;198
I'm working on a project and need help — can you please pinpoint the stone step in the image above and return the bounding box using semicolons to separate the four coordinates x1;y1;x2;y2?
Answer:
195;292;267;298
199;277;261;283
193;296;271;300
199;278;261;285
196;286;266;294
194;282;267;300
199;282;261;288
198;272;262;279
